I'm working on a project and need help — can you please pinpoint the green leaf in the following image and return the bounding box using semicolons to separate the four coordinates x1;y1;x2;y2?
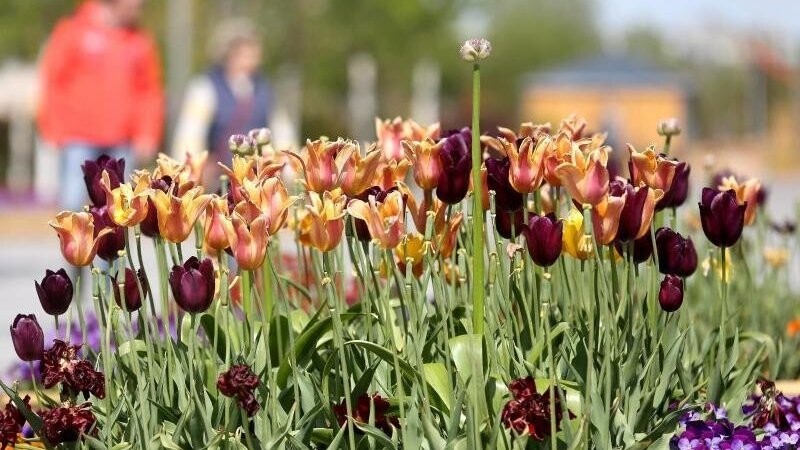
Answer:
424;363;453;413
449;334;484;384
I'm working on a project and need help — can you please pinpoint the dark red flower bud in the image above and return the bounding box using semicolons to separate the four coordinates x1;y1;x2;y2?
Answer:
656;227;697;277
110;268;148;312
698;188;746;248
332;394;398;435
82;154;125;207
486;157;523;212
169;256;215;313
658;275;684;312
10;314;43;362
35;268;74;316
89;205;125;261
657;161;690;210
217;364;260;416
436;128;472;205
522;213;563;267
40;403;97;444
614;234;653;264
495;209;525;240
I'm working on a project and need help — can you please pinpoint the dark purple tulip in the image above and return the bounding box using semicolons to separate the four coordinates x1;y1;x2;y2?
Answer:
486;157;522;212
10;314;44;362
656;227;697;277
82;154;125;207
614;234;653;264
436;127;472;205
90;205;125;261
657;161;690;210
111;268;149;312
140;176;172;238
610;180;652;243
35;269;74;315
658;275;683;312
495;209;525;240
698;188;746;248
522;213;563;267
169;256;215;313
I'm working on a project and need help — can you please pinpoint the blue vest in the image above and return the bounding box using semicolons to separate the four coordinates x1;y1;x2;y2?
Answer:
206;66;271;162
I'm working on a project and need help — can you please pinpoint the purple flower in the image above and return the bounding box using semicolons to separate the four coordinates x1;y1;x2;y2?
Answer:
35;269;73;316
495;209;525;240
658;161;690;210
89;205;125;262
169;257;215;314
436;128;472;205
486;157;522;212
699;188;746;248
614;234;653;265
110;268;149;312
522;213;563;267
656;227;698;277
82;154;125;207
659;275;684;312
40;403;97;444
10;314;43;362
217;364;260;416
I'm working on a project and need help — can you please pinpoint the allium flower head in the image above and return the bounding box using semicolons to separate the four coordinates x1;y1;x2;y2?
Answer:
459;38;492;62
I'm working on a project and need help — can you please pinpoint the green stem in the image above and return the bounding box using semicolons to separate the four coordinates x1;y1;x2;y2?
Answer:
470;62;485;335
718;247;728;371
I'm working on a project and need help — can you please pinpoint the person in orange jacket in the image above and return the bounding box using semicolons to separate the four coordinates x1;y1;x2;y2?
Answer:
37;0;163;211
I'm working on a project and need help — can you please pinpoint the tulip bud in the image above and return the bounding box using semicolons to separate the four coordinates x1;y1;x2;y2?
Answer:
169;257;215;313
247;127;271;146
82;155;125;207
698;188;746;248
657;118;681;137
10;314;44;361
658;275;684;312
228;134;255;155
522;213;563;267
436;128;472;205
35;269;74;316
656;227;698;277
459;38;492;62
486;157;523;213
111;268;149;312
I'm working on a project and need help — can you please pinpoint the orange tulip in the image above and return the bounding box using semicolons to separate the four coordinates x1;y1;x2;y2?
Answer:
100;170;150;227
376;116;405;161
151;187;213;243
347;190;406;249
403;119;440;142
718;175;762;225
340;143;384;197
398;182;446;234
555;146;611;206
628;144;678;192
49;212;113;266
297;190;347;252
154;153;194;188
403;138;443;191
225;213;270;270
373;158;411;191
559;114;588;140
218;155;257;201
542;133;574;187
591;193;627;245
184;150;209;185
287;139;353;193
486;136;547;194
436;210;463;259
204;197;233;251
236;177;297;234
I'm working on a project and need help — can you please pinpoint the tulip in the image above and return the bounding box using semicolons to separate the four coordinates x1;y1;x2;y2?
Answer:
288;139;354;193
590;191;627;245
10;314;44;361
614;234;653;264
628;144;678;192
436;211;463;259
555;146;611;207
658;275;684;312
225;213;270;270
203;197;233;251
656;227;698;277
169;256;215;313
236;177;296;235
436;128;472;205
82;154;125;207
100;171;151;227
35;268;74;316
495;209;525;240
403;119;440;142
297;190;347;252
489;136;548;195
151;186;213;243
341;143;384;197
563;208;593;260
218;155;257;202
399;182;447;235
396;233;425;277
229;133;256;155
485;157;523;212
698;188;746;248
347;190;406;249
139;175;172;238
90;205;126;261
349;186;382;242
559;114;588;140
49;211;113;267
111;268;149;312
656;161;690;210
522;213;563;267
611;180;662;243
542;133;574;187
375;117;405;161
373;158;411;191
718;175;762;225
403;138;443;191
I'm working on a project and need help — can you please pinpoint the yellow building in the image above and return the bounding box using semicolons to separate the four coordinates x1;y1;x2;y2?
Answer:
522;55;691;150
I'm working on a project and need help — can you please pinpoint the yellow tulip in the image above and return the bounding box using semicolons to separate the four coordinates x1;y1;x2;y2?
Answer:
151;187;213;243
100;170;150;227
562;208;593;260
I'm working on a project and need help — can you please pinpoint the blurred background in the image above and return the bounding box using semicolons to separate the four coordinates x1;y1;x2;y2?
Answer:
0;0;799;367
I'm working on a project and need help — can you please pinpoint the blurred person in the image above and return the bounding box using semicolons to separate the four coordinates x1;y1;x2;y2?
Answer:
37;0;163;211
172;18;271;190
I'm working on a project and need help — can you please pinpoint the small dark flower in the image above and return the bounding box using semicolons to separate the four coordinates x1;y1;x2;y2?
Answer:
771;220;796;235
40;403;96;444
0;396;29;449
614;234;653;265
656;227;698;277
501;377;570;440
10;315;44;362
217;364;260;416
332;394;398;436
110;268;149;312
658;275;683;312
140;176;172;238
82;155;125;207
35;269;73;316
169;257;215;314
698;188;746;248
65;360;106;400
495;209;525;240
657;161;690;210
486;157;523;212
522;213;563;267
89;206;125;261
41;340;105;399
436;128;472;205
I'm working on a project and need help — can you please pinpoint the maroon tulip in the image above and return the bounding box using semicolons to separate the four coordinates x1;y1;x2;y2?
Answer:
0;396;29;448
698;188;746;248
486;157;523;212
10;314;44;362
35;268;74;316
82;154;125;207
614;234;653;264
436;128;472;205
41;340;105;399
110;268;149;312
656;227;697;277
658;275;684;312
495;209;525;240
522;213;563;267
140;176;172;238
40;403;97;444
657;161;690;210
169;257;215;313
90;205;125;261
610;180;652;243
217;364;260;416
501;376;570;440
333;394;399;435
